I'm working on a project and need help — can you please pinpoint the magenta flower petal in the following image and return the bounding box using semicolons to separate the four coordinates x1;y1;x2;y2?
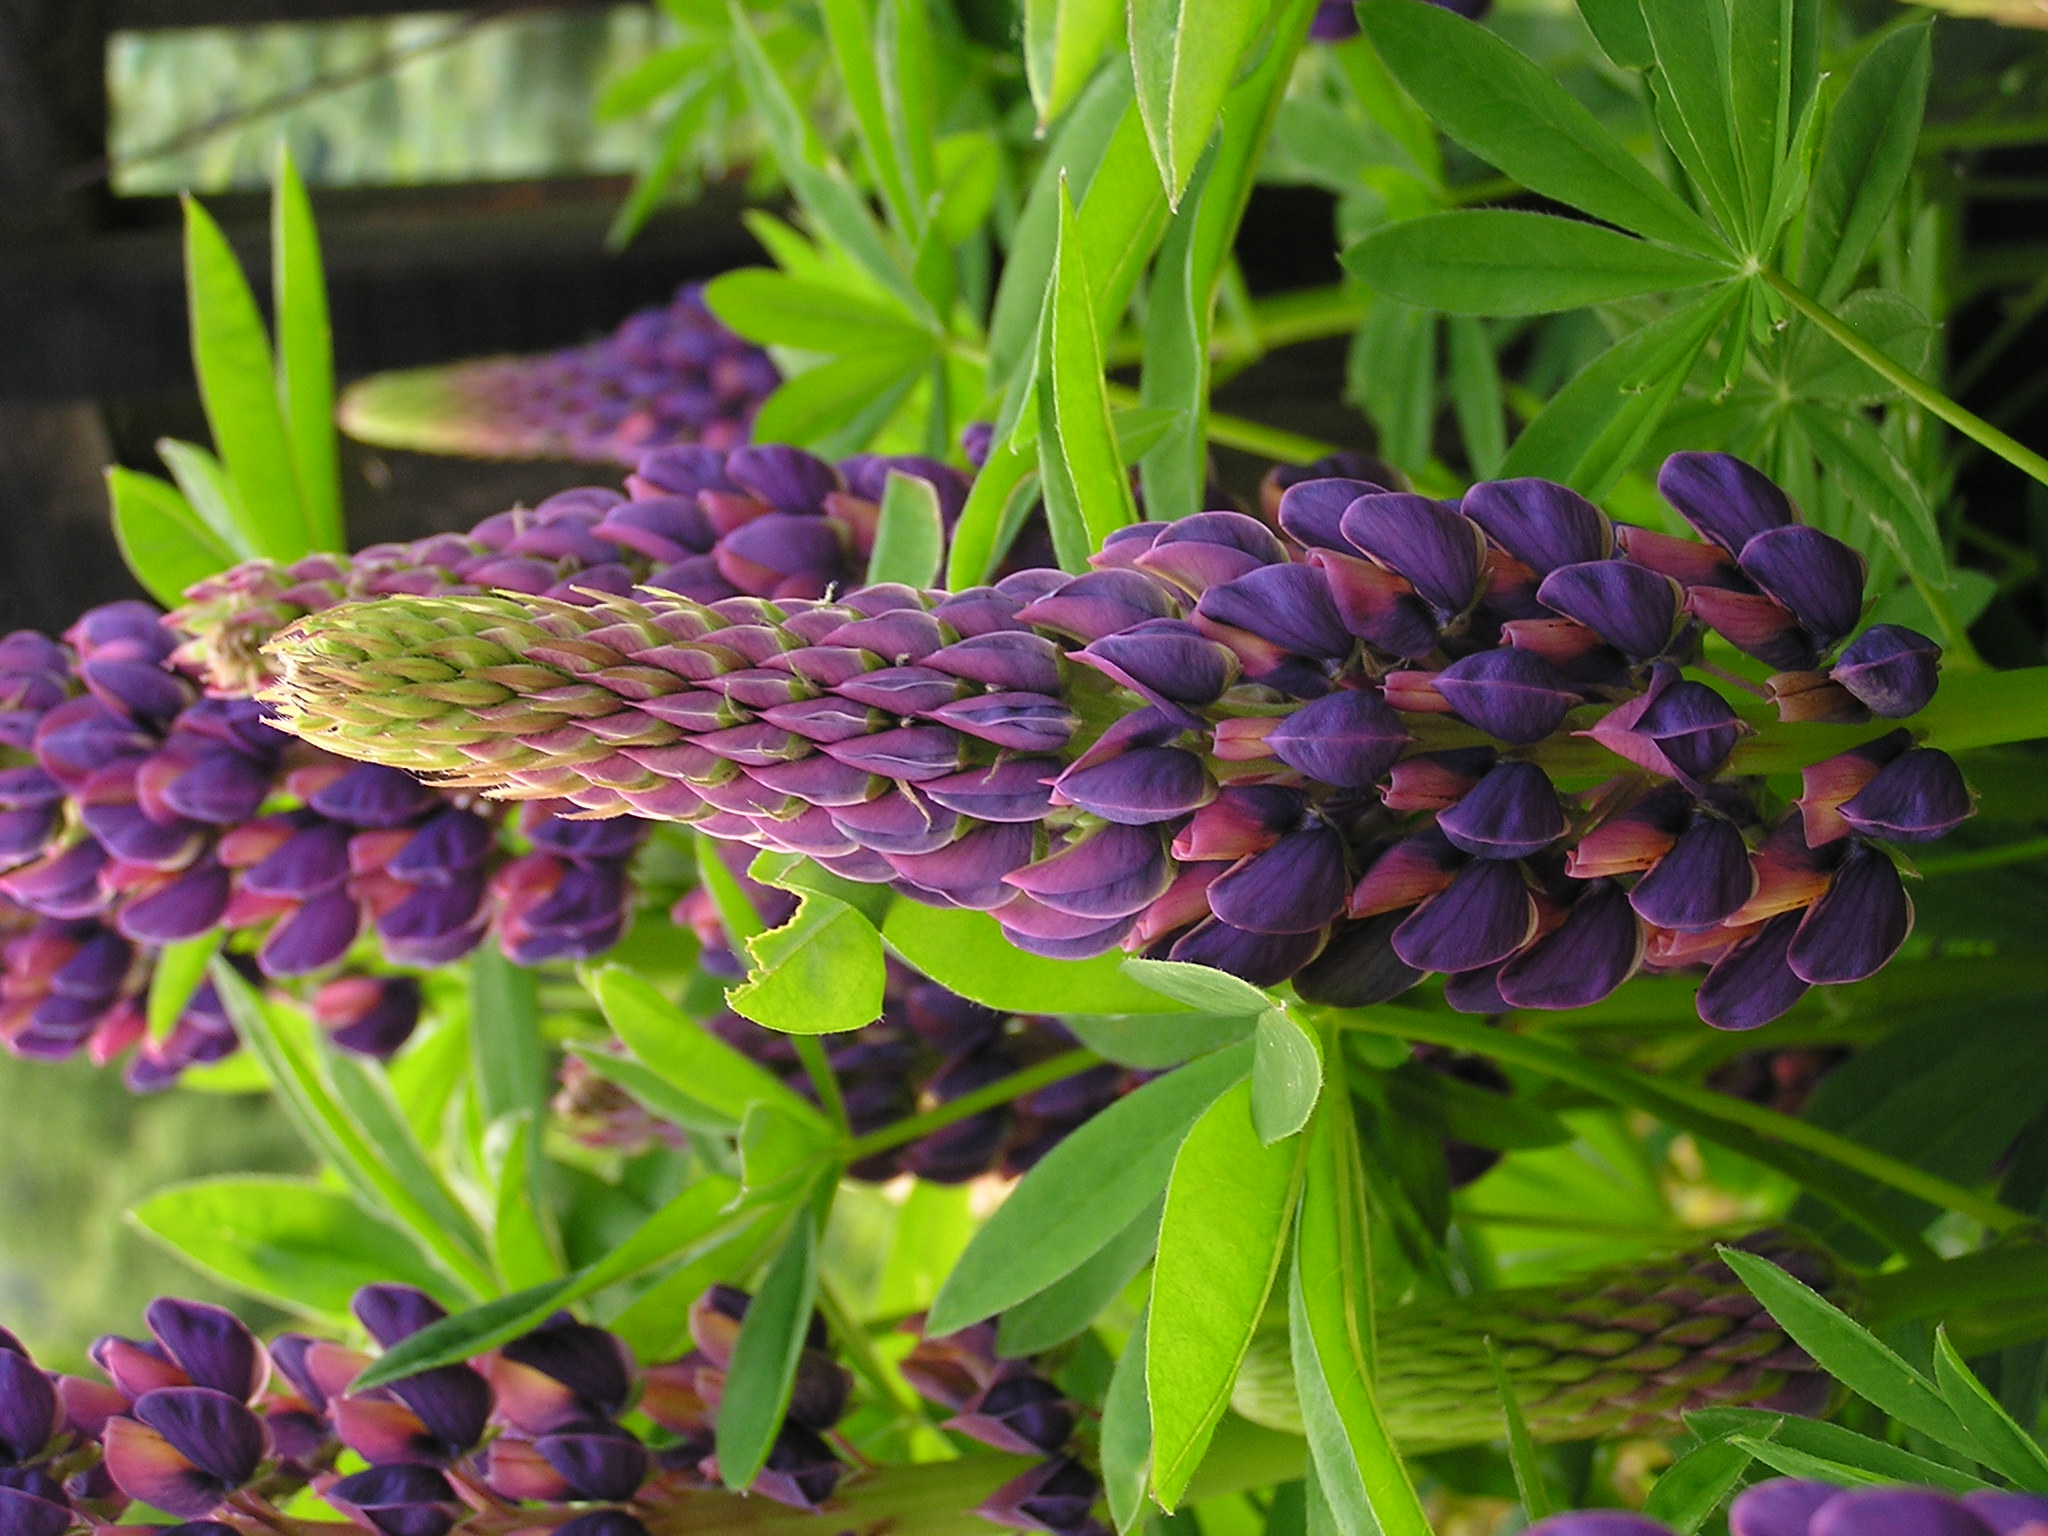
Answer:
1437;761;1567;860
1497;880;1644;1010
1267;689;1411;788
1435;648;1578;744
1788;843;1912;985
1392;858;1537;972
1696;912;1810;1030
1657;451;1795;554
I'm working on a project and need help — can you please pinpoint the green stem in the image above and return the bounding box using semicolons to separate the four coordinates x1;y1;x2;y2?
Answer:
815;1274;936;1429
791;1035;849;1135
1914;835;2048;878
1764;267;2048;490
1319;1007;2034;1248
843;1048;1101;1163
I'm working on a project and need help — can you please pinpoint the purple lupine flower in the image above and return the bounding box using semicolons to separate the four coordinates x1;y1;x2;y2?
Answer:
1831;624;1941;717
101;1388;269;1518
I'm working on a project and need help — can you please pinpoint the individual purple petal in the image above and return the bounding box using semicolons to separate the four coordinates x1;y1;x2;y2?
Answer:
750;1424;844;1511
352;1285;445;1348
1832;624;1941;718
1051;748;1214;826
886;823;1037;904
0;1354;56;1463
1535;560;1681;662
925;632;1063;695
1434;648;1578;745
1001;911;1136;960
1167;919;1325;987
1629;815;1755;932
1392;859;1537;972
258;889;362;977
977;1456;1103;1536
1134;512;1287;594
1696;912;1810;1030
1308;547;1440;659
1729;1480;1842;1536
1266;689;1410;788
832;666;964;715
145;1301;265;1403
1338;493;1485;619
830;788;961;856
498;1320;632;1421
1738;526;1866;649
306;765;436;829
159;752;273;825
131;1388;268;1489
1076;620;1239;707
1810;1489;1992;1536
1497;880;1644;1010
1637;679;1745;780
1962;1491;2048;1536
0;1487;70;1536
1838;748;1973;842
78;659;189;724
326;1465;459;1536
922;759;1059;823
1173;786;1304;862
928;693;1077;754
535;1424;649;1501
1461;479;1611;574
725;444;841;511
1685;586;1819;671
1437;761;1567;860
316;975;423;1058
1788;843;1912;985
118;861;232;944
1277;478;1386;551
1196;564;1353;660
1016;570;1177;643
1003;824;1171;920
383;1367;493;1460
1206;821;1350;935
386;809;494;881
1292;911;1424;1007
1658;450;1795;554
553;1513;652;1536
945;1375;1075;1457
1443;962;1512;1014
820;725;967;782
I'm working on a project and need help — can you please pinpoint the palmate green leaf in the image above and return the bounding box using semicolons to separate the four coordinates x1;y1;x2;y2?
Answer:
1501;284;1744;495
353;1174;749;1389
1578;0;1653;69
107;469;239;607
997;1192;1162;1356
1252;1010;1321;1146
1687;1407;1989;1494
1932;1328;2048;1491
589;964;826;1131
1128;0;1268;205
1637;0;1747;242
1485;1339;1554;1521
819;0;917;237
1347;211;1734;317
1288;1088;1430;1536
1785;288;1934;403
884;902;1190;1015
1064;1012;1256;1069
1725;0;1819;242
703;269;932;351
1102;1306;1153;1533
1640;1436;1753;1534
749;850;894;925
749;344;932;454
1794;403;1947;586
1122;957;1270;1016
873;0;938;237
1137;147;1215;528
1025;0;1122;128
182;196;308;561
155;438;246;552
717;1210;820;1490
469;946;544;1122
1360;0;1723;256
212;964;495;1299
487;1113;560;1291
1039;178;1141;570
131;1175;450;1322
934;131;1002;245
866;468;945;589
928;1041;1252;1334
1149;1079;1308;1508
1722;1247;1978;1456
727;890;888;1035
1799;23;1931;306
272;149;342;552
1446;316;1506;479
145;932;221;1043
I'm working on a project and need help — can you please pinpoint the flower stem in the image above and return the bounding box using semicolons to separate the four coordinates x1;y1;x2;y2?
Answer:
791;1035;849;1135
1764;267;2048;490
1913;834;2048;878
844;1047;1102;1163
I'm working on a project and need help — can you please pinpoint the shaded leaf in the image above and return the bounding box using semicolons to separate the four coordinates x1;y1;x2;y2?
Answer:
1799;24;1932;305
728;890;889;1035
884;902;1191;1015
1129;0;1268;203
272;149;342;552
998;1193;1162;1356
866;469;945;589
717;1210;820;1489
1253;1009;1322;1146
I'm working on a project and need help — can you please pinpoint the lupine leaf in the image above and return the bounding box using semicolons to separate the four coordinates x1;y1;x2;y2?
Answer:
1686;1407;1990;1493
819;0;917;236
1136;147;1214;527
998;1193;1163;1356
107;469;239;607
1128;0;1267;203
1063;1013;1258;1068
182;196;307;561
884;902;1190;1015
353;1174;748;1389
146;931;223;1044
469;947;545;1122
1722;1247;1978;1455
728;890;888;1035
1799;22;1931;305
1361;0;1723;255
325;1050;491;1277
1640;1436;1754;1533
589;964;826;1130
946;430;1041;587
1025;0;1122;127
1931;1327;2048;1490
563;1043;734;1136
874;0;939;235
1794;403;1947;584
866;469;945;588
929;1042;1253;1333
1637;0;1747;241
750;345;931;454
1102;1306;1154;1533
704;269;932;350
1150;1079;1308;1508
1446;317;1507;478
1349;211;1733;316
1578;0;1654;68
155;438;250;552
272;149;342;552
131;1176;449;1322
487;1113;560;1291
1252;1009;1322;1146
1725;0;1807;240
1486;1338;1554;1521
1123;958;1271;1016
717;1210;821;1489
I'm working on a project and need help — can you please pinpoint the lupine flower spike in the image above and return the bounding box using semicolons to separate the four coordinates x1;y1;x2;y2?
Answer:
262;453;1971;1029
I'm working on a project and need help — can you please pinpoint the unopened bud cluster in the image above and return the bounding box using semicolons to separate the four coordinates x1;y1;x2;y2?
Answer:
337;285;778;466
262;452;1972;1028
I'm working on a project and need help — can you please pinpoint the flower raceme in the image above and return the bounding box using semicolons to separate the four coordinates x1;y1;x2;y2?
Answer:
1528;1479;2048;1535
261;453;1970;1029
